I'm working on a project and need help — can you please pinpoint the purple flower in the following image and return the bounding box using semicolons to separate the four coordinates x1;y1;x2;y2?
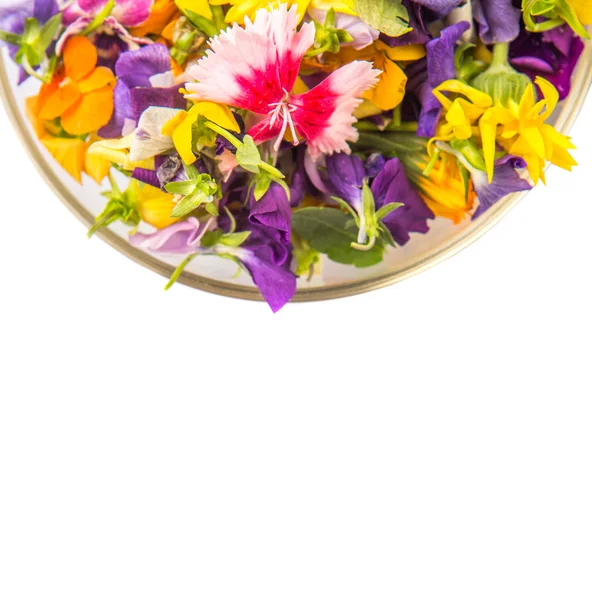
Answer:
417;21;470;138
248;183;292;245
510;27;585;100
323;154;434;246
234;223;296;313
371;158;434;245
472;156;532;220
99;44;184;138
473;0;522;44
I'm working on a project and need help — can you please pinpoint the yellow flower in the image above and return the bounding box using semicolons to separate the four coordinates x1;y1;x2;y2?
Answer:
339;41;425;118
414;153;475;224
25;96;111;184
135;182;179;229
209;0;352;24
479;77;576;184
161;102;240;164
431;77;576;185
432;79;492;141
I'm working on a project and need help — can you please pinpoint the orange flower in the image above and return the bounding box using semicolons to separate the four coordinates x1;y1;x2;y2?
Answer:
131;0;180;36
38;36;115;136
26;96;111;184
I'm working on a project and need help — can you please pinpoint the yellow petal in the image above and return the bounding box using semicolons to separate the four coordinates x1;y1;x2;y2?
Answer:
41;136;86;183
136;183;179;229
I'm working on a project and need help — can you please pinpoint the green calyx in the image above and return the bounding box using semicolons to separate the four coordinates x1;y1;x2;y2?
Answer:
1;13;62;83
333;181;401;253
88;175;140;238
522;0;590;39
306;9;354;58
165;165;219;219
472;43;533;106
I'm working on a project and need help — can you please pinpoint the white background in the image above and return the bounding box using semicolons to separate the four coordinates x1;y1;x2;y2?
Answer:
1;93;591;599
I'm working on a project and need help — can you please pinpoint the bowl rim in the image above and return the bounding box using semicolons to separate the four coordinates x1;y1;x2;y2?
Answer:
2;46;591;304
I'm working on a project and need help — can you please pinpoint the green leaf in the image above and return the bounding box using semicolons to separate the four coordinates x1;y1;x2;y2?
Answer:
218;231;251;247
0;30;22;45
164;180;197;196
236;135;262;174
38;13;62;51
254;172;272;201
353;0;411;37
292;207;385;268
375;202;402;223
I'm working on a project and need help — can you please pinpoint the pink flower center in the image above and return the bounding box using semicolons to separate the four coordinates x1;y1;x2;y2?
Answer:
268;89;299;152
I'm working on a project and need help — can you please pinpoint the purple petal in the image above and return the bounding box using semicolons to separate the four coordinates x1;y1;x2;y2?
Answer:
98;80;133;138
129;218;204;254
248;183;292;244
417;21;470;138
238;246;297;313
472;156;532;220
129;85;185;121
371;158;434;246
115;43;172;88
473;0;521;44
324;154;366;210
112;0;152;27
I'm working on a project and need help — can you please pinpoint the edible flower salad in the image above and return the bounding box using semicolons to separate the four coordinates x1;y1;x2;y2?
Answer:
1;0;589;310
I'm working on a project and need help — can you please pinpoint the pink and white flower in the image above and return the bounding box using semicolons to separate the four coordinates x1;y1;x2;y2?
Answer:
56;0;153;54
184;3;380;159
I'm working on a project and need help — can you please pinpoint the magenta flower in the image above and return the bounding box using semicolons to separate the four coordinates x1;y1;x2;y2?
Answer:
184;3;379;159
57;0;152;54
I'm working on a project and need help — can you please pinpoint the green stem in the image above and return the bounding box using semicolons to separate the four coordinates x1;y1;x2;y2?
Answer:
422;148;441;177
21;54;50;83
205;121;242;149
165;254;197;290
491;42;510;68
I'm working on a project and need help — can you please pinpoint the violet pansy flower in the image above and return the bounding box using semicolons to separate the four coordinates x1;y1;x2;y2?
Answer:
100;44;184;138
324;154;434;246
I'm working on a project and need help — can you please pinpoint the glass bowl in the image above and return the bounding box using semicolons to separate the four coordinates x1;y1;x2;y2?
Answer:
2;44;591;303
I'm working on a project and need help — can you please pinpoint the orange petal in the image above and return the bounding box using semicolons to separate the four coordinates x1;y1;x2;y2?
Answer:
61;86;114;135
78;66;116;94
38;81;81;120
64;36;98;82
130;0;179;36
41;136;86;183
